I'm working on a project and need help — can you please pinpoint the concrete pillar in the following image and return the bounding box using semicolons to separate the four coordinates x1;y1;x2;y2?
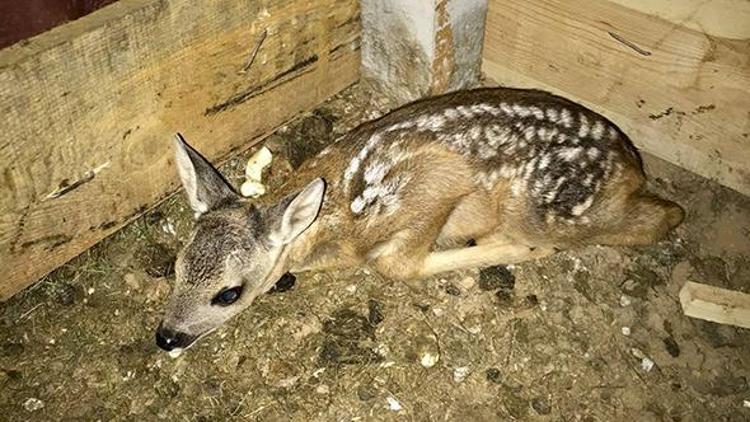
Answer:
361;0;488;104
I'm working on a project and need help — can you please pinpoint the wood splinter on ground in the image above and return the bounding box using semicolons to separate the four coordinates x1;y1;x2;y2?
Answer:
679;281;750;329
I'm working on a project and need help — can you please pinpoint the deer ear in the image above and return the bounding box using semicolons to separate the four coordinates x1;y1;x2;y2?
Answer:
268;178;326;246
173;133;236;218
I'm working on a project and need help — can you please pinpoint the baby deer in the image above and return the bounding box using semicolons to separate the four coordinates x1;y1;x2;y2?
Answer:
156;87;683;352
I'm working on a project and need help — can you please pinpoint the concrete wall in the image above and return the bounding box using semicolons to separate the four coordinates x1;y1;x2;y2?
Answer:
361;0;488;104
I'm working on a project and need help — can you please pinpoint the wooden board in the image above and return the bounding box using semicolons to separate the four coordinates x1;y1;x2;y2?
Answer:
680;281;750;329
0;0;360;300
482;0;750;197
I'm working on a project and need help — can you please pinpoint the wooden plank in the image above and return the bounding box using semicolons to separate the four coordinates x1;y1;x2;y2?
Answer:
482;0;750;197
680;281;750;329
0;0;361;300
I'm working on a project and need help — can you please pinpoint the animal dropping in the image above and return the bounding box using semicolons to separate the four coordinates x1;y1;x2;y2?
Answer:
156;88;684;353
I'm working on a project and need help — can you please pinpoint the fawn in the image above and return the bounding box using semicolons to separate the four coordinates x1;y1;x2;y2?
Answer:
156;87;683;352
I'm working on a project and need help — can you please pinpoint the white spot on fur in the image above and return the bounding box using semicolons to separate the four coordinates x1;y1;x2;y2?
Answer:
538;153;552;170
560;109;573;128
478;143;497;159
559;147;583;161
571;196;595;216
364;161;388;184
607;126;618;140
477;103;501;116
457;106;473;117
512;104;531;117
350;196;366;214
387;121;414;132
469;126;481;141
344;133;382;187
546;108;559;122
444;108;459;120
544;177;567;203
485;126;511;146
591;121;605;140
537;127;548;141
500;103;514;116
530;106;545;120
587;147;600;160
523;126;536;141
579;114;590;138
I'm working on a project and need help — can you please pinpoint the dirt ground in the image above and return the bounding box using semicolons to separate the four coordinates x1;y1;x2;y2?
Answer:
1;83;749;421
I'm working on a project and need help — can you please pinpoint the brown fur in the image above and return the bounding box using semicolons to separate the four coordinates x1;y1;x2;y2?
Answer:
159;87;684;350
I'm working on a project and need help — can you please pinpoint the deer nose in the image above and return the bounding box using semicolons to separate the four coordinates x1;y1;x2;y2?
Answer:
155;324;190;351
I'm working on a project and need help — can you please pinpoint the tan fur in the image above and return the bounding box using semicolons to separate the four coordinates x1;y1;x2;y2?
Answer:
160;87;685;350
269;89;684;280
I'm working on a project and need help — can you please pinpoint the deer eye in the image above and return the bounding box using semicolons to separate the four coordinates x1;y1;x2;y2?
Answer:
212;286;243;306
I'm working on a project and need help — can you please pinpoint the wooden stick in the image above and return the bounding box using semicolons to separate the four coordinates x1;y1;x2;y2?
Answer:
679;281;750;329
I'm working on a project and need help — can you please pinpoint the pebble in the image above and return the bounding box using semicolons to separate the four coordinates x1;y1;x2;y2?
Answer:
316;384;330;394
743;399;750;408
619;295;632;307
621;326;631;336
386;396;402;411
420;352;439;368
457;276;476;291
23;398;44;412
453;366;471;383
531;397;551;415
631;348;655;372
124;273;141;292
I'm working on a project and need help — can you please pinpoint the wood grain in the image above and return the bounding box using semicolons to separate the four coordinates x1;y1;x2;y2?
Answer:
482;0;750;197
0;0;360;300
680;281;750;329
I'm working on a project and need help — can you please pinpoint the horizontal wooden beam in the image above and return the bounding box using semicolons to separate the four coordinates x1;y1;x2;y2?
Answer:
0;0;360;300
680;281;750;329
482;0;750;197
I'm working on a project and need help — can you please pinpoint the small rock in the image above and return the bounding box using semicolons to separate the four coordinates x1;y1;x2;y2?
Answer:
663;337;680;357
367;300;384;326
621;326;631;336
357;384;377;401
457;276;476;291
621;279;639;292
274;376;299;389
743;399;750;408
386;396;402;411
52;282;80;306
485;368;502;384
124;273;141;291
420;352;439;368
479;265;515;292
444;283;461;296
23;398;44;412
453;366;471;383
145;277;171;302
316;384;330;394
531;397;551;415
641;357;655;372
619;295;632;307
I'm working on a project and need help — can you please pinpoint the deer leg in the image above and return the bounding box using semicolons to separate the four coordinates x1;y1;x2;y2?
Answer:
419;242;554;277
